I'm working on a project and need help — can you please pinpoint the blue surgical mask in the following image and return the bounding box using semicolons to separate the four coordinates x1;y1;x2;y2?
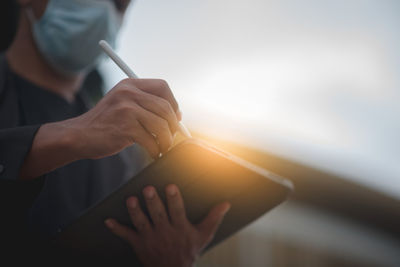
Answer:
26;0;122;76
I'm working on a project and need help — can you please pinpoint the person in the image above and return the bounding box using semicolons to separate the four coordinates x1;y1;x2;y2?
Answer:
0;0;230;265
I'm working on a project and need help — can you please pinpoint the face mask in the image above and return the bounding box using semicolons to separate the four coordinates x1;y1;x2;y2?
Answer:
26;0;122;76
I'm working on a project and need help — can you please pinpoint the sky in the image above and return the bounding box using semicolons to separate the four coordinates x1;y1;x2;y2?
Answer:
100;0;400;199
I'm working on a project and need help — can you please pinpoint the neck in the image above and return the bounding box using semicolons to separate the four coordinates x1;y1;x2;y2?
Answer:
6;12;84;103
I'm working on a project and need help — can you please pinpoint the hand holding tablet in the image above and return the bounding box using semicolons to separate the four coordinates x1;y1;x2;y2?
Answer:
105;184;231;267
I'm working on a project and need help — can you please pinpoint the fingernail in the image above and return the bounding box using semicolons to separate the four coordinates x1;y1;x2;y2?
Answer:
167;185;177;196
144;187;155;199
223;203;231;215
105;219;114;229
127;198;137;209
177;109;183;121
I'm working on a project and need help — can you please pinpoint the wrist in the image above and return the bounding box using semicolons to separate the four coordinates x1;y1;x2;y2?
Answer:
40;121;82;163
19;120;84;180
57;117;87;161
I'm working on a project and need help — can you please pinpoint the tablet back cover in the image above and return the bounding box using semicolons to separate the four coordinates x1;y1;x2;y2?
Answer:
55;139;293;263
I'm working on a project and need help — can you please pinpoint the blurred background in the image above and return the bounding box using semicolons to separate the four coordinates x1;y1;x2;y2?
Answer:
103;0;400;266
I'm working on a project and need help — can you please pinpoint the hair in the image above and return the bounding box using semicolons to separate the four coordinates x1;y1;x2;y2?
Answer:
0;0;21;52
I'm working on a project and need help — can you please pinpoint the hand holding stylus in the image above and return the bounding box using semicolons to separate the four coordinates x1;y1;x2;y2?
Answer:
99;40;192;139
53;40;191;161
62;75;184;159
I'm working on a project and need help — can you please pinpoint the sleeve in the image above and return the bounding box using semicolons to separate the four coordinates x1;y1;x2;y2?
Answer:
0;125;41;180
0;125;46;242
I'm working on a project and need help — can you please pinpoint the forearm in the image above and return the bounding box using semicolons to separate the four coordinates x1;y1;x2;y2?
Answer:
18;78;183;180
19;120;82;180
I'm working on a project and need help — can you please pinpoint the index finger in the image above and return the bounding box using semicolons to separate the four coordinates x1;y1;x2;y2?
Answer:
197;202;231;245
130;79;181;120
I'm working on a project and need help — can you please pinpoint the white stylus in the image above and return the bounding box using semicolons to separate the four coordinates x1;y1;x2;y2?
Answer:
99;40;192;138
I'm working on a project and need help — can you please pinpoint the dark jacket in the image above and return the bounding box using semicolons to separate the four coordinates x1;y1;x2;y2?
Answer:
0;54;148;264
0;54;45;244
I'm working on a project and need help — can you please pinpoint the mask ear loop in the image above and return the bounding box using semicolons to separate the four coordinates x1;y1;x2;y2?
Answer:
25;7;37;24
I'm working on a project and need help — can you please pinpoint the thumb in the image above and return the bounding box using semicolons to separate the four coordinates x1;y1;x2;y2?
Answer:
197;202;231;245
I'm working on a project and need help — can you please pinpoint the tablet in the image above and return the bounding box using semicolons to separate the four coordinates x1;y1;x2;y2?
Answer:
55;139;293;262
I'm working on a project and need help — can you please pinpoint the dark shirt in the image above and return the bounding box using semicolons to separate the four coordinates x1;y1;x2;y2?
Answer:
0;54;150;238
